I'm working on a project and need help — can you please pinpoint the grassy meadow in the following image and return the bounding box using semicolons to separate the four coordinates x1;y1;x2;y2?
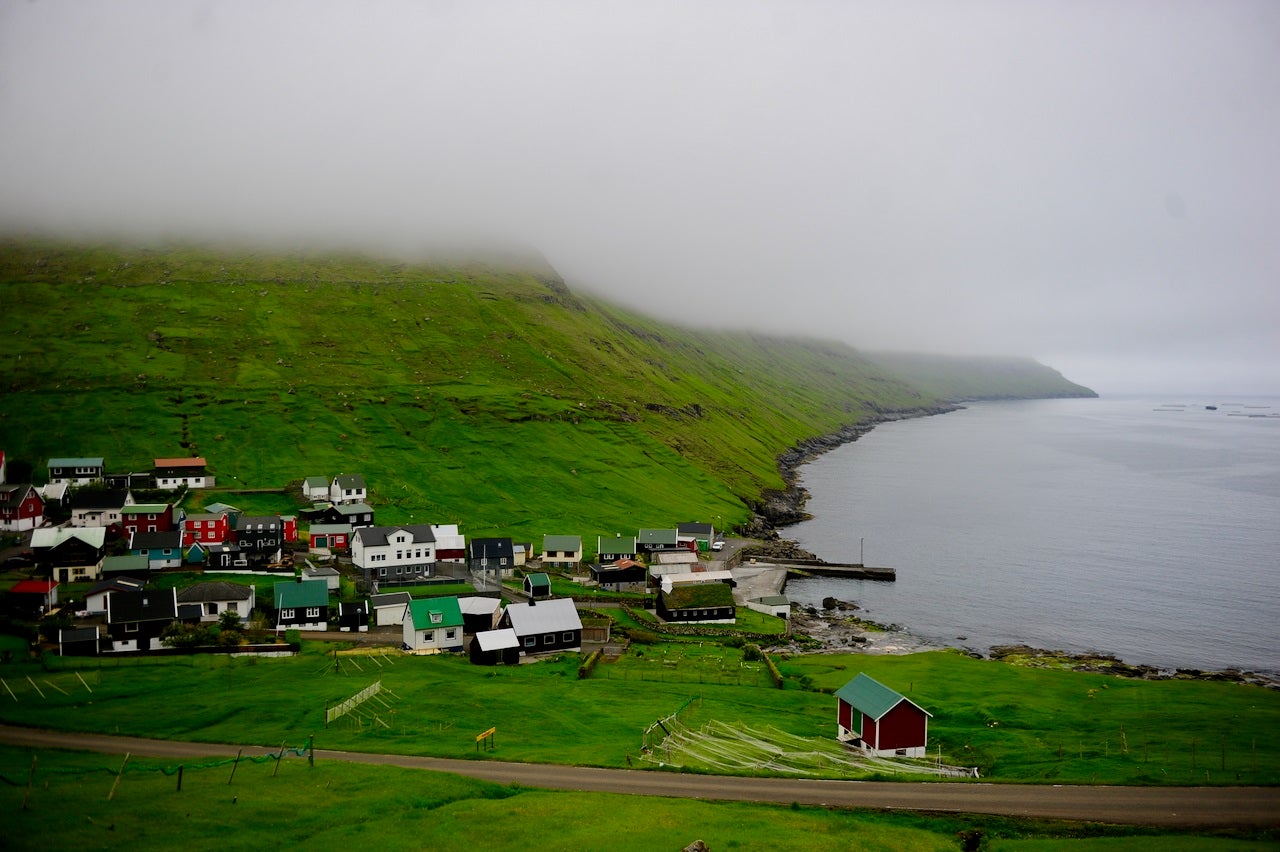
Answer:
9;747;1271;852
1;645;1276;788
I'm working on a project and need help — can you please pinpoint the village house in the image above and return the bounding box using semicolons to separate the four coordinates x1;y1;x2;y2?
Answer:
469;628;521;666
176;581;255;624
656;582;736;624
469;537;514;578
499;598;583;656
540;534;582;571
636;528;681;555
182;511;231;546
7;579;58;617
120;503;175;536
677;522;716;552
352;524;438;589
523;572;552;599
302;476;330;502
273;579;329;631
457;596;501;635
234;515;284;567
337;600;369;632
85;576;146;614
68;489;133;530
129;530;184;570
47;457;104;486
596;535;638;565
58;626;101;657
0;483;44;532
402;596;464;653
153;457;211;488
431;524;467;563
31;526;106;583
308;523;352;552
305;502;374;529
101;553;150;577
202;543;246;571
834;672;932;758
589;559;647;592
329;474;368;505
105;588;179;652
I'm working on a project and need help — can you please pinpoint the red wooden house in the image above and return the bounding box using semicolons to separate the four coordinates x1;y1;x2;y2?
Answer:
0;483;44;532
182;512;230;546
834;672;931;758
120;503;175;536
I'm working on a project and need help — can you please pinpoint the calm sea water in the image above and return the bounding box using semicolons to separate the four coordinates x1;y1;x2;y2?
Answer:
784;397;1280;674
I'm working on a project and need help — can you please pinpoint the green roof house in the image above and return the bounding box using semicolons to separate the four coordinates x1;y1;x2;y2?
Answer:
273;579;329;631
541;534;582;570
523;572;552;599
834;673;931;758
403;596;464;654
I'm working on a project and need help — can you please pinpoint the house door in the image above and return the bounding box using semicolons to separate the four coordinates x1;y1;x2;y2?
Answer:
315;536;328;548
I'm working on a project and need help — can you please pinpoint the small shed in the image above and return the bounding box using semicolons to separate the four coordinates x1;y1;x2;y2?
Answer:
8;579;58;615
58;626;101;656
834;672;932;758
457;596;502;635
523;572;552;599
302;562;342;591
746;595;791;619
337;600;369;633
370;591;412;627
470;628;521;666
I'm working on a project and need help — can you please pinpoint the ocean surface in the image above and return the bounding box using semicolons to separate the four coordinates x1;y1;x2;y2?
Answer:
783;396;1280;674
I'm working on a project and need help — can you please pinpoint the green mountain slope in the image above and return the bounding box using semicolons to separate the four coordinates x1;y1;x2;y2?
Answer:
868;352;1097;401
0;240;1090;544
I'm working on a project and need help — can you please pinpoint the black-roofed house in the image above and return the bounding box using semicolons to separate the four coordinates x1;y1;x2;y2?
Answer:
498;598;582;656
234;516;283;567
176;581;255;624
469;537;514;578
352;524;438;589
129;529;183;571
59;626;102;656
656;582;736;624
329;474;367;505
203;542;246;571
68;488;133;530
85;576;146;614
105;588;179;652
834;673;931;758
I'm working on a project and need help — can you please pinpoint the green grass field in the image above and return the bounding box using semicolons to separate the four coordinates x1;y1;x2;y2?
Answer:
8;746;1267;852
2;646;1276;788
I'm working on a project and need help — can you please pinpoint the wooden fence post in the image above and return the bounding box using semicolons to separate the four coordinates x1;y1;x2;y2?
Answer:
108;753;130;801
228;749;243;785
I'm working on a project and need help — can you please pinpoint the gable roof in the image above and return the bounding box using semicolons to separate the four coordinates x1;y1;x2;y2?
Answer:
154;457;206;469
524;572;551;589
661;583;736;610
102;554;150;574
88;577;146;596
334;502;374;518
121;503;171;516
107;589;178;623
10;579;57;595
542;534;581;552
204;502;241;514
406;596;463;631
31;526;106;550
834;673;932;721
598;535;637;552
69;489;131;510
353;524;436;547
475;628;519;652
638;528;678;545
48;457;104;469
177;581;253;603
273;579;330;609
469;537;514;560
333;474;366;489
502;598;582;635
677;522;714;537
370;591;412;608
309;523;353;535
457;596;501;616
130;530;183;551
0;483;39;508
303;476;329;489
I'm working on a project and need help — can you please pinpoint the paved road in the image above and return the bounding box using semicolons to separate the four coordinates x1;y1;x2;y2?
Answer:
2;725;1275;829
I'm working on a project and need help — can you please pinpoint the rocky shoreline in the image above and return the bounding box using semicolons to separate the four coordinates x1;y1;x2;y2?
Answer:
743;408;1279;690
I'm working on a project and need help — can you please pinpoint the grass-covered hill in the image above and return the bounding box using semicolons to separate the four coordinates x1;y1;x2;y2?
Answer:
0;240;1090;544
868;351;1097;401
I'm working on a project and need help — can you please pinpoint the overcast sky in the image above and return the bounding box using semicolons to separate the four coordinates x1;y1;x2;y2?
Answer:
2;1;1277;395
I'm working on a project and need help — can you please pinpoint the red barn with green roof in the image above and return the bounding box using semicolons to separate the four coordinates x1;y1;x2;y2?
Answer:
835;672;931;758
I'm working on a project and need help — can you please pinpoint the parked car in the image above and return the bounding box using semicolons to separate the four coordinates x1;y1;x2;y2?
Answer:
711;540;725;551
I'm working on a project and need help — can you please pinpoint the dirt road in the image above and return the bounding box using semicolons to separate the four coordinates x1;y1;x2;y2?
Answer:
2;725;1275;829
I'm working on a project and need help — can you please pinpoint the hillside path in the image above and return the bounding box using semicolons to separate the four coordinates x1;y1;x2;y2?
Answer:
1;725;1275;829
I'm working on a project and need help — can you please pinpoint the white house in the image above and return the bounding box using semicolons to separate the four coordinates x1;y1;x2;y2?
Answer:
402;597;464;654
302;476;330;501
352;524;438;588
370;591;412;627
176;581;255;623
47;457;104;486
329;474;368;505
153;457;211;488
